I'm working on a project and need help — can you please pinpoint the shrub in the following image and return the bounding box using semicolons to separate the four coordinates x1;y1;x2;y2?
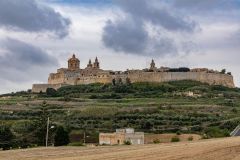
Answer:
89;95;98;99
59;96;72;102
232;108;238;113
171;137;180;142
205;127;230;138
124;140;131;145
68;142;84;146
202;134;209;139
54;126;70;146
46;88;58;97
211;85;228;91
176;131;181;135
153;139;160;144
168;67;190;72
188;136;193;141
0;125;15;150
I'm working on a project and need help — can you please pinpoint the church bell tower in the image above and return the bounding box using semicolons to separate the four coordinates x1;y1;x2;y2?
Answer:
93;57;100;69
150;59;157;71
68;54;80;71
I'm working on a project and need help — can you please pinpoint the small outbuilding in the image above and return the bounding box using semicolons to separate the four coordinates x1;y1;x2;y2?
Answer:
99;128;144;145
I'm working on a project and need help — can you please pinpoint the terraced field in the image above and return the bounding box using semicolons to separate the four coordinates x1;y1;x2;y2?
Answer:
1;81;240;149
1;137;240;160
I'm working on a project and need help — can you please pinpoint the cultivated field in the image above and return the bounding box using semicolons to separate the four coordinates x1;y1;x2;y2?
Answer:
1;137;240;160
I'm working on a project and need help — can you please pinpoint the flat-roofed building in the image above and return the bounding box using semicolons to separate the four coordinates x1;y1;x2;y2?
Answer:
99;128;144;145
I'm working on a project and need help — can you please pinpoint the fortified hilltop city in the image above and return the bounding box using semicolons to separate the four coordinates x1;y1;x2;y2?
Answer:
32;54;235;93
2;0;240;159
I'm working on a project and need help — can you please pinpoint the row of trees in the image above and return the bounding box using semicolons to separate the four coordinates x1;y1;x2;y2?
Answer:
30;80;239;100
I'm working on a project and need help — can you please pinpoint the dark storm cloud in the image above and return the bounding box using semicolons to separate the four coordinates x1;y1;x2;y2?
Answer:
116;0;196;32
102;19;148;54
0;0;71;38
102;0;197;56
147;37;178;56
0;38;58;82
172;0;240;10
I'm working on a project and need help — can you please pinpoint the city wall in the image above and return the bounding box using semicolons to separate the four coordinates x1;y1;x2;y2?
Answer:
32;72;235;93
32;84;68;93
126;72;235;88
75;72;234;88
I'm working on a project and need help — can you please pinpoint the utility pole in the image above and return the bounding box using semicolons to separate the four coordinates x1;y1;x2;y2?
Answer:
83;131;86;145
46;117;49;147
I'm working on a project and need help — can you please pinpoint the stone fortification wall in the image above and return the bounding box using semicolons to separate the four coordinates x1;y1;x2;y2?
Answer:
32;84;68;93
76;75;112;85
48;73;65;85
127;72;235;88
32;71;235;93
33;55;235;93
48;71;81;85
76;71;234;88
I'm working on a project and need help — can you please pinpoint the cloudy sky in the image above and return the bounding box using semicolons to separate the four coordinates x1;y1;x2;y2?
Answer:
0;0;239;94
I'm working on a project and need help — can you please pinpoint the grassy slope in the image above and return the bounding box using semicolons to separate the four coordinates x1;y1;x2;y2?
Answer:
1;80;240;141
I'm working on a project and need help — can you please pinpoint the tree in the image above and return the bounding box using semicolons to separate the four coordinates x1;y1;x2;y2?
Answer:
126;77;131;85
54;126;69;146
221;69;226;74
0;125;15;150
46;88;57;97
141;120;154;130
118;78;123;85
34;101;49;146
112;78;116;86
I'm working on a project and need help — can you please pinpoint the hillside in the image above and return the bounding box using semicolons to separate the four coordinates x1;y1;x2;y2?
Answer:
1;80;240;147
1;137;240;160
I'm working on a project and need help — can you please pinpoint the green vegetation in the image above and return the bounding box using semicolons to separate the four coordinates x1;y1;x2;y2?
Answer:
54;126;70;146
188;136;193;141
153;139;161;144
0;125;15;150
171;137;180;142
124;140;132;145
205;127;230;138
34;101;50;146
1;80;240;149
68;142;84;146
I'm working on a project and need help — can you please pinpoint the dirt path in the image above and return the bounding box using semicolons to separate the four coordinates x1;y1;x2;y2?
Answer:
1;137;240;160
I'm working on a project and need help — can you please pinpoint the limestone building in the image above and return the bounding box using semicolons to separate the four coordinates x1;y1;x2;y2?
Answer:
99;128;144;145
32;54;235;93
